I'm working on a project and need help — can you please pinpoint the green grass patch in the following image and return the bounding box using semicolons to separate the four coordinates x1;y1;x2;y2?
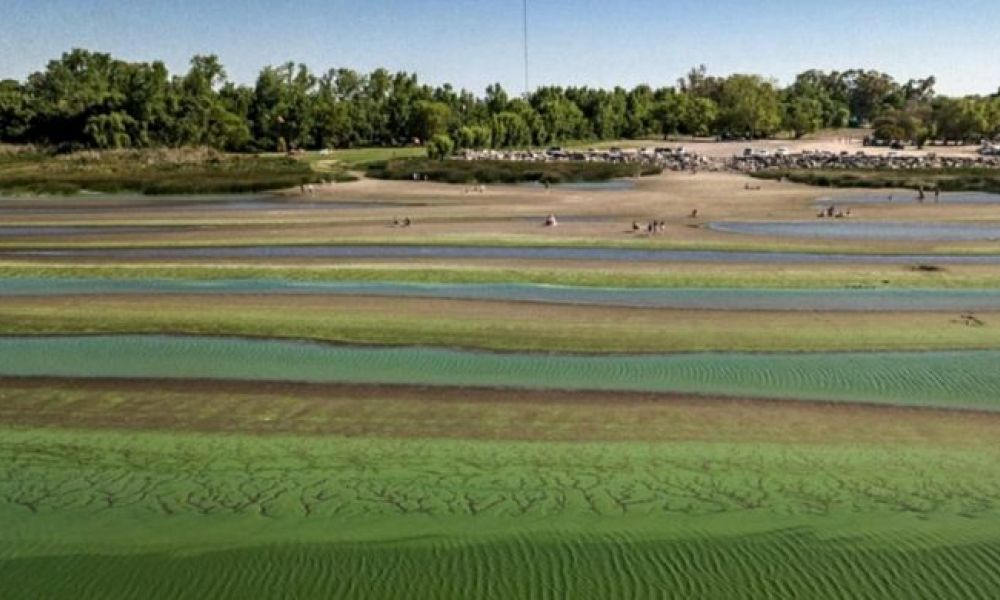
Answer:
0;149;330;195
7;229;1000;255
3;296;1000;354
324;146;426;167
0;262;997;289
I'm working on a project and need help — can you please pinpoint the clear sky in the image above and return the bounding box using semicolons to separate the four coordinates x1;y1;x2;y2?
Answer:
2;0;998;96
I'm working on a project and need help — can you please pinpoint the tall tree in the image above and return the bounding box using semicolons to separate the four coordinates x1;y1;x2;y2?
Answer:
717;75;782;138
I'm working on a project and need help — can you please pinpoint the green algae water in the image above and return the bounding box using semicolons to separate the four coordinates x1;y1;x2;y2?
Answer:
9;277;1000;311
1;335;999;409
5;427;1000;599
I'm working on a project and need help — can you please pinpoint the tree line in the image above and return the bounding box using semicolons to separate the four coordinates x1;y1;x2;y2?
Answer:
1;49;999;153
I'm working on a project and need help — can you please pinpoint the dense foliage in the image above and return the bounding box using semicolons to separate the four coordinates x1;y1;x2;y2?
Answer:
2;50;999;153
0;149;326;194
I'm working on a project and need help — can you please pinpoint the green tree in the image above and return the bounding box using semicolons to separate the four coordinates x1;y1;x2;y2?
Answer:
625;85;654;137
841;70;899;125
986;98;1000;140
533;89;587;144
0;80;33;141
427;133;454;159
249;63;317;151
717;75;781;137
485;83;509;114
413;100;452;142
681;96;719;136
456;124;492;149
651;92;682;138
83;112;135;148
872;103;930;144
783;96;824;138
491;111;530;148
932;97;988;144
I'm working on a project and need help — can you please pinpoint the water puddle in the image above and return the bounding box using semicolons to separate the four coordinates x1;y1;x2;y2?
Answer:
710;221;1000;242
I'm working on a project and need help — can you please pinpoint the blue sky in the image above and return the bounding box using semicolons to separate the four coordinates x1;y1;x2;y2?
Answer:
2;0;998;96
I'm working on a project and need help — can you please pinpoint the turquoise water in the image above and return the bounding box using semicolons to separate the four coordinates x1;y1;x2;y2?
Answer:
6;277;1000;311
710;221;1000;242
11;245;1000;264
1;335;999;409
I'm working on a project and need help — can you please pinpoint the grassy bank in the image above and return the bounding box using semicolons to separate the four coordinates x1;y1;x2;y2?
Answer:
325;146;426;167
0;149;330;195
1;262;998;289
2;295;1000;354
366;158;662;184
753;167;1000;194
7;229;1000;255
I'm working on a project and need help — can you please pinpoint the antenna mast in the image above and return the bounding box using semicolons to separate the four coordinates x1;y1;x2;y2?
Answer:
523;0;530;95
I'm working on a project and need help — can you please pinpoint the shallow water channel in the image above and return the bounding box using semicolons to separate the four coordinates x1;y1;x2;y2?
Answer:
818;192;1000;205
5;277;1000;312
0;335;997;408
710;221;1000;242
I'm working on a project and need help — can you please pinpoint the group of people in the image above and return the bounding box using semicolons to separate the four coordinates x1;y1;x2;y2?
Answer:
817;205;852;219
463;185;488;194
633;220;667;233
392;216;413;227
